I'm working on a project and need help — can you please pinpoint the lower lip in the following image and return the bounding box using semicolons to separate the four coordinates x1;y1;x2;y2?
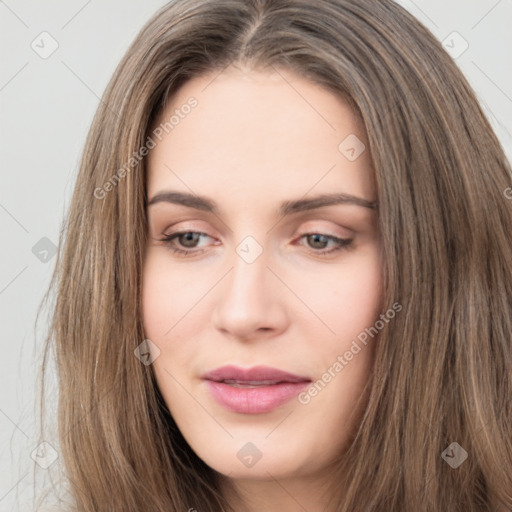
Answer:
204;380;310;414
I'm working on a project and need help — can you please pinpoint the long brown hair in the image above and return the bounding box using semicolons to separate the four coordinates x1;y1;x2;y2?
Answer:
35;0;512;510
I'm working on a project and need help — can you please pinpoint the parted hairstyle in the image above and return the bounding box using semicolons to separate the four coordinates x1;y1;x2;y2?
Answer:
35;0;512;510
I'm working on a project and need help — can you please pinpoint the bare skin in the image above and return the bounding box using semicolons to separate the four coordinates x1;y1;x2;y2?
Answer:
142;64;383;511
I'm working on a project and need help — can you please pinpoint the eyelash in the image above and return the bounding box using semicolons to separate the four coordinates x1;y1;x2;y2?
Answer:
158;231;353;257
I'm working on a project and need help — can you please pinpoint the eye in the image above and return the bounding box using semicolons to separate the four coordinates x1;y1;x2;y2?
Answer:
159;231;214;255
159;230;352;257
297;233;353;256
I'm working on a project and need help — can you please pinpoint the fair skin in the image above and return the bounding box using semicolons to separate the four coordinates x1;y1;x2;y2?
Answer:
142;64;383;511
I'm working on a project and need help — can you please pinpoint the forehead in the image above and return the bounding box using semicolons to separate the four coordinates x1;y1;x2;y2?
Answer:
146;65;375;206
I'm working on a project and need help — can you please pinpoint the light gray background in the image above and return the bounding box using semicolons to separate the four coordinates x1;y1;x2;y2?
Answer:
1;1;511;510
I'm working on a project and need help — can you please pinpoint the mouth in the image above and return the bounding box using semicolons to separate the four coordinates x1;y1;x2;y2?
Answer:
218;379;293;387
202;365;311;384
202;365;312;414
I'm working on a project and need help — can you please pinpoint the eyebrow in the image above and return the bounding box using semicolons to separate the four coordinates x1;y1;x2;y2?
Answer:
147;191;377;215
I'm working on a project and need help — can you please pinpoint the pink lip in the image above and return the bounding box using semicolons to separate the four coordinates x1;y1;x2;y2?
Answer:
202;365;311;414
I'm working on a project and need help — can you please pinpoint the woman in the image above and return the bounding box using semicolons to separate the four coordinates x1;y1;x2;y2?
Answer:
37;0;512;510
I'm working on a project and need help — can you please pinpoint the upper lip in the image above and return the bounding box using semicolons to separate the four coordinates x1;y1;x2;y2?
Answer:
202;365;311;384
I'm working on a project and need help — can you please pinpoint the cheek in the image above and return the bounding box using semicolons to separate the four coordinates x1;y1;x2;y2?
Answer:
302;249;383;434
295;246;384;343
141;252;215;394
339;260;383;332
141;258;172;341
141;255;195;417
141;251;204;341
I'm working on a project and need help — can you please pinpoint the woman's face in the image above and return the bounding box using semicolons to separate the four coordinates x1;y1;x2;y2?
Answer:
142;65;383;486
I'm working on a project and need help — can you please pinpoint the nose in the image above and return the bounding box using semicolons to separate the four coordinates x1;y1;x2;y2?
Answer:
211;241;289;342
